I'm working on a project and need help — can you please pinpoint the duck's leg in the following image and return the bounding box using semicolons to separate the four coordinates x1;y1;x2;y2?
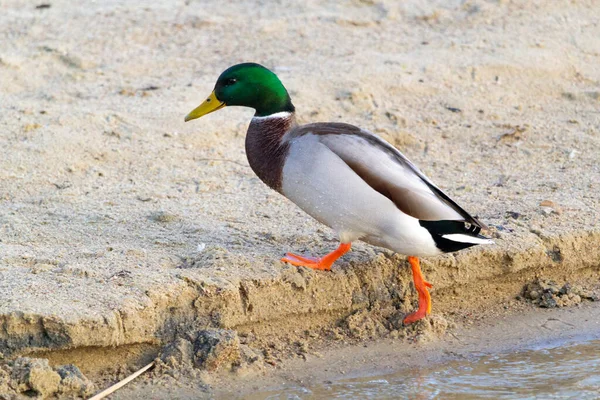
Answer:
403;256;433;324
281;243;351;271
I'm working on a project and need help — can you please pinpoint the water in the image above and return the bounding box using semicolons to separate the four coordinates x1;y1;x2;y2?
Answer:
255;340;600;399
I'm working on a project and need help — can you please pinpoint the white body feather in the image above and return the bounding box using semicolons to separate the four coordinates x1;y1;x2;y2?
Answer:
281;133;444;257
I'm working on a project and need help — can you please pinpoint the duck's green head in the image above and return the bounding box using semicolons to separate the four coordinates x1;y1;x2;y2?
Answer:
185;63;295;121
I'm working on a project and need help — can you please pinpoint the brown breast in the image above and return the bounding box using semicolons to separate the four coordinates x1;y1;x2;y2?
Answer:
245;113;297;193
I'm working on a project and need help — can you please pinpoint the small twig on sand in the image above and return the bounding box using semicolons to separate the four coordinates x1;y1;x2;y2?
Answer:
88;361;155;400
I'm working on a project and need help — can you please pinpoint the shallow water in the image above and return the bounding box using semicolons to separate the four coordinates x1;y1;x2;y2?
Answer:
255;340;600;399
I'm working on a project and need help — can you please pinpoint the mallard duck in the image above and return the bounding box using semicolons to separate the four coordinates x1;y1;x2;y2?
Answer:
185;63;492;324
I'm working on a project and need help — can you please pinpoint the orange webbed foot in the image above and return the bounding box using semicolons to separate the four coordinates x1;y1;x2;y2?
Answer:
281;252;330;270
403;256;433;325
281;243;351;271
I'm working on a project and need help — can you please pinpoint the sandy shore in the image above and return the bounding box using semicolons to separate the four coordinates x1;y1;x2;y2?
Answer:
226;303;600;396
132;302;600;399
1;0;599;398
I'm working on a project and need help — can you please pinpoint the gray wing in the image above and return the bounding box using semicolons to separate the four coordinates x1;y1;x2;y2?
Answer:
287;122;486;228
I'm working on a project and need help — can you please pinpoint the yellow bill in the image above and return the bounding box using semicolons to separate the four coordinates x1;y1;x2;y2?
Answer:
184;91;226;122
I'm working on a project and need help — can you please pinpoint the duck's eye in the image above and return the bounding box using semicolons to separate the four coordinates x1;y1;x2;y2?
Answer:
224;78;237;86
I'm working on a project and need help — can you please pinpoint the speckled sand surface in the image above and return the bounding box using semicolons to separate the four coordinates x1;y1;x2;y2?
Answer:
1;0;600;394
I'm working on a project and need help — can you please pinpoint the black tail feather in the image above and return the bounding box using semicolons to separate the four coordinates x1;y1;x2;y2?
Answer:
419;220;489;253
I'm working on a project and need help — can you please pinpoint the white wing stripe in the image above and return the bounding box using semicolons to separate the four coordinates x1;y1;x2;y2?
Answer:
441;234;494;244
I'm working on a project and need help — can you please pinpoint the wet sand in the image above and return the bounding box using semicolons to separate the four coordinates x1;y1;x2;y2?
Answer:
231;303;600;397
112;302;600;398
